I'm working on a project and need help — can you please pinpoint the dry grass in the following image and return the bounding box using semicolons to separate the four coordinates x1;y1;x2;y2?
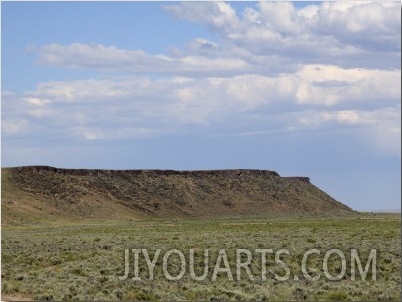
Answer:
1;214;400;301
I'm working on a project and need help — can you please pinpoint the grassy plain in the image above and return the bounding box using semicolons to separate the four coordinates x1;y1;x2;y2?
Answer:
1;214;400;301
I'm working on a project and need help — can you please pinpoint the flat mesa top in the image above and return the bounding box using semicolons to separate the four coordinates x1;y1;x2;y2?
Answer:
4;166;311;182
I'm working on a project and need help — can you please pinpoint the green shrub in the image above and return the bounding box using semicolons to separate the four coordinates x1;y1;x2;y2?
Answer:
327;290;350;301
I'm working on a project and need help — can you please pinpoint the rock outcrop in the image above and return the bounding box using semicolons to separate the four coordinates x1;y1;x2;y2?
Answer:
2;166;353;223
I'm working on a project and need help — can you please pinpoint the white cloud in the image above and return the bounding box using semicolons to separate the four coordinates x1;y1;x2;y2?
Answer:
294;65;401;106
296;107;401;156
32;1;400;80
297;107;400;129
27;108;55;119
3;60;399;149
36;43;250;76
72;126;153;141
3;1;400;159
25;78;132;102
1;91;16;97
297;4;319;19
187;38;219;55
23;97;50;106
166;1;400;69
1;118;30;136
163;1;239;34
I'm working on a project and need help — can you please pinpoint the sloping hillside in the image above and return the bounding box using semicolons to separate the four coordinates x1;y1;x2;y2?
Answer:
1;166;353;224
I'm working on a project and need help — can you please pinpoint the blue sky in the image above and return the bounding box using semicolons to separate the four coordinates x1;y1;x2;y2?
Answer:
1;1;401;211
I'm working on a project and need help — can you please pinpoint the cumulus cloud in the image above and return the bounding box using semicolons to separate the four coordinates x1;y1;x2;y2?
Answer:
31;1;400;79
3;1;401;158
3;61;400;153
166;1;400;69
163;2;239;34
315;1;400;51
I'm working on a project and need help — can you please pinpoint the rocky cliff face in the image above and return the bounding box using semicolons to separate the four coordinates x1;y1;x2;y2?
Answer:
2;166;353;223
13;166;281;177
